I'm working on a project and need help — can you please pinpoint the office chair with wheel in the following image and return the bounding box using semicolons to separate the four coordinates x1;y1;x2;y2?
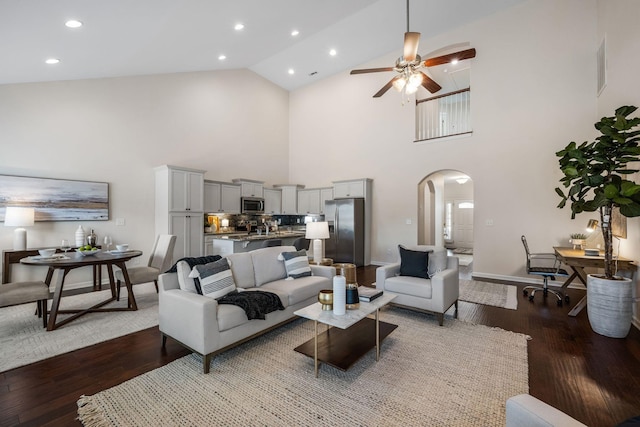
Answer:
521;235;570;307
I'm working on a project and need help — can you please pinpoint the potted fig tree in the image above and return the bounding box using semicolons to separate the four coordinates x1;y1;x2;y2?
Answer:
556;105;640;338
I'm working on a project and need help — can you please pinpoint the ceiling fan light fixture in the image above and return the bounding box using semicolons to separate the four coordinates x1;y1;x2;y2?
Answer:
392;77;407;92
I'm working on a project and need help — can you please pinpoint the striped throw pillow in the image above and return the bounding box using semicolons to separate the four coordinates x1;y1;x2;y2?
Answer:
280;250;312;279
188;257;236;299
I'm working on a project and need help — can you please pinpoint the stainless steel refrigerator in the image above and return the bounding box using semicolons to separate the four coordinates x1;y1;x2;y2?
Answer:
324;198;365;266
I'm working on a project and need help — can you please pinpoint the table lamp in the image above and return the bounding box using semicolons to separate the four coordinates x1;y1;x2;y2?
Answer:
305;221;329;264
4;207;35;250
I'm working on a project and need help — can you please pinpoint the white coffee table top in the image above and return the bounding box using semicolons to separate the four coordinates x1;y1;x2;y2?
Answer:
294;292;396;329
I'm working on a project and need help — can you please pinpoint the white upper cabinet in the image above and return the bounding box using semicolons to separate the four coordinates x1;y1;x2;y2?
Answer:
164;166;204;212
297;189;321;214
319;187;333;214
232;179;264;198
275;184;304;214
203;181;221;213
220;184;241;213
264;188;282;214
333;179;368;198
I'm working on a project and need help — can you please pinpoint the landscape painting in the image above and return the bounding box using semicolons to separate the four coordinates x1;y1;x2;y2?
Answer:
0;175;109;221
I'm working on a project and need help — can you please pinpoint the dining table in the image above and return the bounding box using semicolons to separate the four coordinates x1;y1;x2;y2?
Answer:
21;249;143;331
553;247;635;317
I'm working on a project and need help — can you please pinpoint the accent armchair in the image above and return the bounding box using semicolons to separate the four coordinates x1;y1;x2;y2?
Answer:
376;245;459;326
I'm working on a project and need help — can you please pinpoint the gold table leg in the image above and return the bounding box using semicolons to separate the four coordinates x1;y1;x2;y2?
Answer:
314;320;319;378
376;309;380;361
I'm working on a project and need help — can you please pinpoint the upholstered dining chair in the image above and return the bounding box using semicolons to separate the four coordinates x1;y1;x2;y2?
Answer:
0;281;49;327
261;239;282;248
292;237;309;251
115;234;177;299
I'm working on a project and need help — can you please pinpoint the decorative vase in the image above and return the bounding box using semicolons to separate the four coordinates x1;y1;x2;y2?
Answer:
75;225;86;247
333;275;346;315
86;229;97;247
570;238;585;250
587;274;633;338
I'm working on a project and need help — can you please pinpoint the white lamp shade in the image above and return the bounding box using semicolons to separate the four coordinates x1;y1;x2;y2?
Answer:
4;207;35;227
305;221;329;239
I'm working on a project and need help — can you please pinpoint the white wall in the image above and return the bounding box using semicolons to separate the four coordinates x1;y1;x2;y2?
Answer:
0;69;289;285
596;0;640;323
290;0;599;278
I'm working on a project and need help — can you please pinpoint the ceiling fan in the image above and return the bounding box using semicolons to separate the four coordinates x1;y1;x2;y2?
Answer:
350;0;476;98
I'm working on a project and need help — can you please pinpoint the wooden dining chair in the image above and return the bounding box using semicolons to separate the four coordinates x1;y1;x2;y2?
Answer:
0;281;49;328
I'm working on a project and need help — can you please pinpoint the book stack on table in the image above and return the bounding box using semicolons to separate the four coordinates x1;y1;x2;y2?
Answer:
358;286;383;302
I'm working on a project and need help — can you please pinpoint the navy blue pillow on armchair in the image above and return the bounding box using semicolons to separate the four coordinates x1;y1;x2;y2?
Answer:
398;245;430;279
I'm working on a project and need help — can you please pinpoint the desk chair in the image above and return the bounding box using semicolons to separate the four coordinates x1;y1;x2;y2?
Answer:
521;235;570;307
115;234;176;300
0;281;49;328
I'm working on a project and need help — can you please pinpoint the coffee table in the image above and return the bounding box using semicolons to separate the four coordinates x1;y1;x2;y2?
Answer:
294;292;397;377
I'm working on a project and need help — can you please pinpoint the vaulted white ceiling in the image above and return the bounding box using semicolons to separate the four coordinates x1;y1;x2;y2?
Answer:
0;0;524;90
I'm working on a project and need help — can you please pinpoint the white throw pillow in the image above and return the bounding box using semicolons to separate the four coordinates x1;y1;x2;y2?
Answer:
177;261;198;293
428;248;448;277
188;258;236;299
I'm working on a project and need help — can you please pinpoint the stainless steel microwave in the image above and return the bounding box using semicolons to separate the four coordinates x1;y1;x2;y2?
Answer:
241;197;265;214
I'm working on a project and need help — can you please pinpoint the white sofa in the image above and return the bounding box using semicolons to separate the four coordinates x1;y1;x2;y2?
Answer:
158;246;335;373
506;394;587;427
375;245;459;326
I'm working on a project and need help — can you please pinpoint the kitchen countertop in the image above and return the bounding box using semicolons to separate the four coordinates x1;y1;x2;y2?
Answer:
206;231;306;242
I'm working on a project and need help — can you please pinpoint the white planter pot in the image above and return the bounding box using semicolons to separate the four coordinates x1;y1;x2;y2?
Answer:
587;274;634;338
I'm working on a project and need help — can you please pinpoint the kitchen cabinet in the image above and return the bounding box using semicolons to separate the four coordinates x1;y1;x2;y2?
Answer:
169;213;203;260
332;179;369;199
264;188;282;214
297;189;320;214
155;165;206;261
220;184;241;213
232;179;264;198
167;167;204;212
319;187;333;214
275;184;304;214
203;181;221;213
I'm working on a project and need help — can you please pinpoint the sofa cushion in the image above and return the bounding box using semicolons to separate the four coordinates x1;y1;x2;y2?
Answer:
188;258;236;299
385;275;433;299
279;250;312;278
261;275;330;306
398;245;430;279
242;287;290;309
251;246;292;286
226;252;255;288
217;304;250;332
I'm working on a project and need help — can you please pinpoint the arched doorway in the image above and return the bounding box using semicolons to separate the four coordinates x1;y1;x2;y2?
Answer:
418;170;474;251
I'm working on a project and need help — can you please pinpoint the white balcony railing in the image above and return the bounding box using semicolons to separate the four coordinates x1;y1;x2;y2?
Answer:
415;88;472;142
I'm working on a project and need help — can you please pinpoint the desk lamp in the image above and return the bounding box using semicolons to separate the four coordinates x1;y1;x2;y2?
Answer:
4;207;35;250
305;221;329;264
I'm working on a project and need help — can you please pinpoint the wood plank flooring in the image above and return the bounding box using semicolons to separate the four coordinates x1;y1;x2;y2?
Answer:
1;266;639;426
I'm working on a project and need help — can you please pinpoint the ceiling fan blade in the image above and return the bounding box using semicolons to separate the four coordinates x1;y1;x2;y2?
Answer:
373;76;401;98
419;72;442;93
423;48;477;67
403;32;421;62
350;67;395;75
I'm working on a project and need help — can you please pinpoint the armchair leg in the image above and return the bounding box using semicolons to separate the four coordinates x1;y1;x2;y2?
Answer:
454;300;459;319
203;354;212;374
153;280;159;293
161;334;167;348
437;313;444;326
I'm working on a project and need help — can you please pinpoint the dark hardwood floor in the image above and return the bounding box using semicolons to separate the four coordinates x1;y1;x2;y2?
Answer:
1;266;639;426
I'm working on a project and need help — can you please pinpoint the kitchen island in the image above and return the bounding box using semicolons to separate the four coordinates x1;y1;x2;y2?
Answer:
204;231;306;256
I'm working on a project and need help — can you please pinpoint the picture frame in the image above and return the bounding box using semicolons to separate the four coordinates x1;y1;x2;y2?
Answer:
0;174;109;221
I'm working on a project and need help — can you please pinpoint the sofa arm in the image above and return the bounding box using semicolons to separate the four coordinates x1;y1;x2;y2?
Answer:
429;267;459;312
376;263;401;290
310;265;336;279
506;394;587;427
158;287;221;356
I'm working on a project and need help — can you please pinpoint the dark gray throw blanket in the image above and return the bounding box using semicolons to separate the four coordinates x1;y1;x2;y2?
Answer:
218;290;284;320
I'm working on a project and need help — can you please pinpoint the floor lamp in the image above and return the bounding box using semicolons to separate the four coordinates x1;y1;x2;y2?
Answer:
305;221;329;264
4;207;35;250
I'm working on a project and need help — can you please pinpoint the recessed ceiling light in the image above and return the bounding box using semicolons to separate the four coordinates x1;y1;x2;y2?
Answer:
329;49;337;56
218;54;226;61
234;23;244;31
65;20;83;28
291;29;299;36
288;69;295;75
45;58;60;65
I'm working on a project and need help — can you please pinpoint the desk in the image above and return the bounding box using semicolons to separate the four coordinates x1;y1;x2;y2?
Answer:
553;247;635;317
21;250;142;330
